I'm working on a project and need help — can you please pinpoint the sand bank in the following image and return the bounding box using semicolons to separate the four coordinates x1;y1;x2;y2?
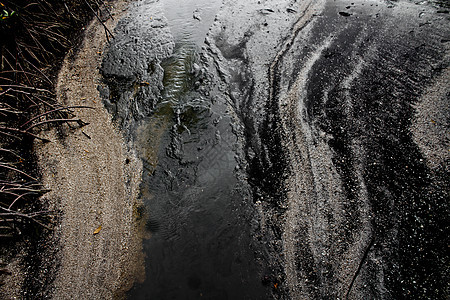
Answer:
33;1;144;298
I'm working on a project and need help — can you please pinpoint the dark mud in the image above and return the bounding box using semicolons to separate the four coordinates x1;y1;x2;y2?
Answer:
212;0;448;299
101;0;449;299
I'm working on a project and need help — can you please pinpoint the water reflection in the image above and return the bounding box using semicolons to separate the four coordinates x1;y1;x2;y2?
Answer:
128;0;266;299
162;0;222;46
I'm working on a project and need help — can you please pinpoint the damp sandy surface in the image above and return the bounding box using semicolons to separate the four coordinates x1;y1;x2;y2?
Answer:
32;1;145;299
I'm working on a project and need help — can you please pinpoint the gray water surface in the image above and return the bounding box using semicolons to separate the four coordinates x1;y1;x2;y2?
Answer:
101;0;449;299
126;0;267;299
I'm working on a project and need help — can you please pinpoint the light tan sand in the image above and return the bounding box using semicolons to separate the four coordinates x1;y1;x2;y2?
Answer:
33;1;145;298
411;65;450;173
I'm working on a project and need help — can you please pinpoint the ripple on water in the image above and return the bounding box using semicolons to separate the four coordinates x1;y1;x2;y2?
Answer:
128;1;267;299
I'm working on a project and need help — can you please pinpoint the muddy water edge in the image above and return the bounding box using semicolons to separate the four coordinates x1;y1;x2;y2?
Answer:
101;0;449;299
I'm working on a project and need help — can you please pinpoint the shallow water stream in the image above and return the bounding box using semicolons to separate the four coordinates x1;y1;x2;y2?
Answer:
100;0;449;299
126;0;266;299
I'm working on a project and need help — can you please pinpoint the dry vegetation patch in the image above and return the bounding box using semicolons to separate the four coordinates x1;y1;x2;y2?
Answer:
0;0;115;287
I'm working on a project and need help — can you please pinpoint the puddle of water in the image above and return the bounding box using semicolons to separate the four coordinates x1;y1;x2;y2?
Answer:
128;1;266;299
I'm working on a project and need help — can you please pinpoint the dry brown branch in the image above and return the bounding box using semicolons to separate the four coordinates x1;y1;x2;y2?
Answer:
20;105;95;128
0;163;38;181
0;127;52;142
0;130;21;140
0;209;52;231
1;0;109;236
8;192;39;210
84;0;115;42
25;118;87;131
0;84;53;94
21;57;53;84
0;148;24;160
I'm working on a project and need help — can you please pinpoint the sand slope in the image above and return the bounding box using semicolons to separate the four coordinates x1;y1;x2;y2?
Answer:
35;1;144;298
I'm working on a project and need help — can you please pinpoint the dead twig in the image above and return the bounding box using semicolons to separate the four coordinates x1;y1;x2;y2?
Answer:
25;118;88;131
0;209;52;231
0;84;54;94
82;131;91;139
345;236;376;300
20;105;95;128
0;130;22;140
0;88;12;97
0;148;25;160
8;192;37;209
0;127;51;142
84;0;115;42
0;163;38;181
